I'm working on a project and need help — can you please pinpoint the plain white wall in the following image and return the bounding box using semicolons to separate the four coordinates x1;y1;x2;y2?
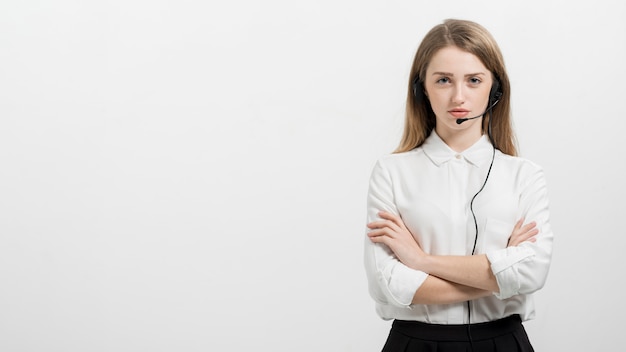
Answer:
1;0;624;351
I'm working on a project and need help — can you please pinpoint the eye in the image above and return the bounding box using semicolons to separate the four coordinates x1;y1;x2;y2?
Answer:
436;77;450;84
469;77;482;85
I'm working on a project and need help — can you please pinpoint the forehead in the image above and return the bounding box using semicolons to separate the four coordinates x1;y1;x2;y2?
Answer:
426;46;488;74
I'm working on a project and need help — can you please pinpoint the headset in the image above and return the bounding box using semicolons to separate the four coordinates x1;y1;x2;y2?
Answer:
412;73;503;349
412;75;502;128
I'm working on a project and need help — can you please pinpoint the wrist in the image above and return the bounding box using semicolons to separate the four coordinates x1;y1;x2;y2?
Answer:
408;252;431;272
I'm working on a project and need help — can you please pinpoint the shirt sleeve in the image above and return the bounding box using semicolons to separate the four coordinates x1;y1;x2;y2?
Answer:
363;160;429;307
486;166;554;300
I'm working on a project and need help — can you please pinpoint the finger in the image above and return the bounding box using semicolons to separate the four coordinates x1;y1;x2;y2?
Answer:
373;213;402;232
367;220;399;232
520;221;537;232
520;227;538;238
366;221;382;229
510;229;539;246
367;228;396;239
514;217;524;230
367;230;394;245
378;211;404;229
518;230;538;242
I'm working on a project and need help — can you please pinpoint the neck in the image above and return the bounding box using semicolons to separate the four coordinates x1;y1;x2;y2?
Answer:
435;127;483;152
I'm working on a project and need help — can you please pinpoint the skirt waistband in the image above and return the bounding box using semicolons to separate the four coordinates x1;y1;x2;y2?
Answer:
391;314;523;342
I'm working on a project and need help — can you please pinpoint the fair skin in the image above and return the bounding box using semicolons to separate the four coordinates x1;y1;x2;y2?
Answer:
425;45;492;152
368;212;537;304
368;45;539;305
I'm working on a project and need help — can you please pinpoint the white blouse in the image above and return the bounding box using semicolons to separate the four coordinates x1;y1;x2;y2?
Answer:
364;131;554;324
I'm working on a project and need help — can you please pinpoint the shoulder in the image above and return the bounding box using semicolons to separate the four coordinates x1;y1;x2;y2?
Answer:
495;152;547;185
497;152;543;171
374;148;426;169
368;148;436;189
368;148;426;182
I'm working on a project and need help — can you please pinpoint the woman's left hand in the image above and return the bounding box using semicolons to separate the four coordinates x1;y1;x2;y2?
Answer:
367;211;426;270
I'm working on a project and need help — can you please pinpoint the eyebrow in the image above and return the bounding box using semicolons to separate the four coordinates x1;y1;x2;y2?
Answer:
431;72;487;77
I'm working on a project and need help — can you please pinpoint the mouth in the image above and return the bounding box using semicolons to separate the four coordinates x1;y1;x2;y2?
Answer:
448;109;470;118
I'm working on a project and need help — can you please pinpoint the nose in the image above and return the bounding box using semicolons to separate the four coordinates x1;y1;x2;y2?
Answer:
452;84;466;104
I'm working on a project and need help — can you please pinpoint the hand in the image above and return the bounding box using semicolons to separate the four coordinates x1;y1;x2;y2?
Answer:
507;218;538;247
367;211;426;270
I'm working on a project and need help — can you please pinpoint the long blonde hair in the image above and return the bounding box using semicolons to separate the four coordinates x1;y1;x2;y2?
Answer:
395;19;517;156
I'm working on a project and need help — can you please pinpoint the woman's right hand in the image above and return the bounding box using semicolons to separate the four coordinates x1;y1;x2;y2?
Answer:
507;218;538;247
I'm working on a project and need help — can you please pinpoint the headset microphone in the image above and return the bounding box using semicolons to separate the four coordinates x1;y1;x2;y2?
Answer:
456;114;482;125
456;97;501;124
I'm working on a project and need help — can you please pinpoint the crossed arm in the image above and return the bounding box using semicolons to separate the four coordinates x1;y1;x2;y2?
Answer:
367;211;538;305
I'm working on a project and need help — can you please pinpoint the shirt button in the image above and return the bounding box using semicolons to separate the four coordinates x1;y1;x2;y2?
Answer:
455;154;462;159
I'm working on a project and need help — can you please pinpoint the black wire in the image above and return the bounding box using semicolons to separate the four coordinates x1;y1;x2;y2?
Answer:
469;144;495;256
466;124;497;351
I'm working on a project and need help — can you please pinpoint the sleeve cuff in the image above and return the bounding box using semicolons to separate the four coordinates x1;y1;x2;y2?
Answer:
487;246;534;299
381;263;429;307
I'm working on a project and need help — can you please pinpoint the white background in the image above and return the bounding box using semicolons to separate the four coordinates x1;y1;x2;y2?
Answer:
1;1;624;351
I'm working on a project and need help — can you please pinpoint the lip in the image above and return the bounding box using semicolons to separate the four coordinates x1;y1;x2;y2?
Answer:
448;108;470;118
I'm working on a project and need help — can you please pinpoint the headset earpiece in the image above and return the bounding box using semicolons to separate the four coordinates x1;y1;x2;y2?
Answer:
489;79;503;106
412;75;425;102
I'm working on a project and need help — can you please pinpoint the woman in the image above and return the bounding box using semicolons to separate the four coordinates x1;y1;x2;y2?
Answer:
364;19;553;351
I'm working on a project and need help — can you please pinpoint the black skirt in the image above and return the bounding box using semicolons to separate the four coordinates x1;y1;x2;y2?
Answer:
381;314;534;352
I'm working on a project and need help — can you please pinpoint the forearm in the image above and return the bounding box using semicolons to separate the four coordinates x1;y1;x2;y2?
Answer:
418;254;499;293
412;274;492;305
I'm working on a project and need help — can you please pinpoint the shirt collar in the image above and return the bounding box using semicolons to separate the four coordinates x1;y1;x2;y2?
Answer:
422;131;494;167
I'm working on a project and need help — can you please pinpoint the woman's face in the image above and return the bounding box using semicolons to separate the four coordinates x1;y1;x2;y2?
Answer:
423;46;493;136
